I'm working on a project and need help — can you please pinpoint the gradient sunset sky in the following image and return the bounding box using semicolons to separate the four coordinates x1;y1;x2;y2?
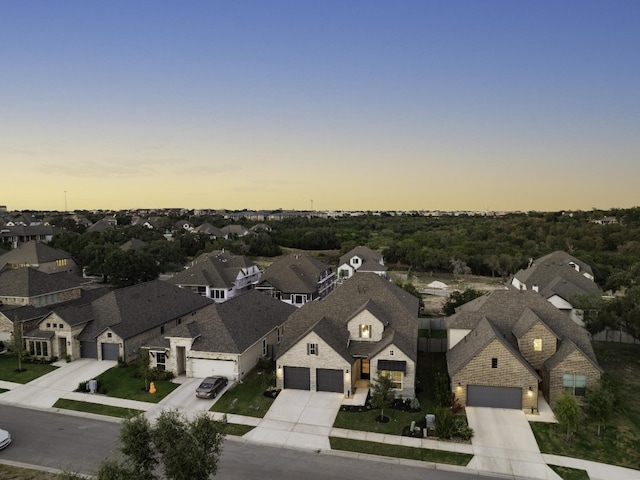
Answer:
2;1;639;212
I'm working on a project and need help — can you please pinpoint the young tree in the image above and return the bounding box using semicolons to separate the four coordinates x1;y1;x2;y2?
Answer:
554;392;582;442
137;348;152;392
585;382;614;437
370;372;396;422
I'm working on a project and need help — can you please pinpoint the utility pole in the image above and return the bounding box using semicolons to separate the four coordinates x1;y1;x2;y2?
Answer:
64;191;67;213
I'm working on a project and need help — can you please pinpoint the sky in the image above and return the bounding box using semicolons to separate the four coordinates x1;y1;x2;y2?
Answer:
1;1;639;212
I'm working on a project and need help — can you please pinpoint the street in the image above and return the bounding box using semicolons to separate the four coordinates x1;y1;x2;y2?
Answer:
0;405;502;480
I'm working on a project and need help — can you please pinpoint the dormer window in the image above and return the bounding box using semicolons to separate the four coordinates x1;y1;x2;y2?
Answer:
533;338;542;351
359;324;371;339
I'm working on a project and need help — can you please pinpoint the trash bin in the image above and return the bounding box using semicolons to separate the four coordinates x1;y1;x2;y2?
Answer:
88;379;98;394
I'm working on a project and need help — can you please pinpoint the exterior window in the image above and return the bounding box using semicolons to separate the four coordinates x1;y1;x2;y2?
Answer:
160;326;165;334
107;332;112;338
353;258;360;265
294;294;305;305
277;327;282;344
56;259;68;267
381;370;402;389
196;286;206;296
307;343;318;355
53;323;57;328
491;358;498;368
359;324;371;339
156;352;166;371
389;350;395;356
28;340;48;357
46;323;51;328
339;269;350;278
213;290;225;300
533;339;542;351
563;374;586;396
262;338;267;357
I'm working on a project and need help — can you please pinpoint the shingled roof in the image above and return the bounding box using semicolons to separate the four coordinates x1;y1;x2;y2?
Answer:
0;241;73;270
258;253;331;294
339;246;384;267
0;267;86;298
447;290;600;371
276;273;419;363
168;250;258;289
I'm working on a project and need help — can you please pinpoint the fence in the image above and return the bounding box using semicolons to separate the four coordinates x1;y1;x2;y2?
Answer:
418;317;446;330
418;338;447;353
592;328;640;345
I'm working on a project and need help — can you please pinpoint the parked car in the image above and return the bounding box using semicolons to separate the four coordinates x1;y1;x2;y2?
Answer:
0;429;11;450
195;376;228;399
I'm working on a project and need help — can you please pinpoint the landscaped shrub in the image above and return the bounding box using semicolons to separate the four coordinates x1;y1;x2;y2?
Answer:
148;368;174;382
433;372;451;407
434;406;456;439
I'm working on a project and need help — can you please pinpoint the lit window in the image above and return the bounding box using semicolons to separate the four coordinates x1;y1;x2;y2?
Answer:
533;339;542;351
381;370;402;389
359;324;371;339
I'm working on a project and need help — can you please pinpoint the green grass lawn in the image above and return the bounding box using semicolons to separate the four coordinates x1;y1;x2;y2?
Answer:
334;351;444;435
224;424;255;436
532;342;640;470
210;366;276;418
53;398;144;418
90;364;179;403
329;437;472;466
0;464;73;480
0;354;58;383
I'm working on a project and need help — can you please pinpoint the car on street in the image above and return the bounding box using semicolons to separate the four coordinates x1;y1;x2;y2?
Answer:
195;376;228;399
0;428;11;450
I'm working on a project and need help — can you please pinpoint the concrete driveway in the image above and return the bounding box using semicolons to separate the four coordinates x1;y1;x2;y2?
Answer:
243;389;343;450
466;407;562;480
0;359;117;409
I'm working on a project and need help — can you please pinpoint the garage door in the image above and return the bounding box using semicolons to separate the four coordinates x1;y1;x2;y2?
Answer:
316;368;343;393
467;385;522;409
284;366;310;390
101;343;120;361
191;358;236;379
81;341;98;359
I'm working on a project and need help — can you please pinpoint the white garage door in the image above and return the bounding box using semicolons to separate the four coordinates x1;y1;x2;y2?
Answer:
191;358;236;379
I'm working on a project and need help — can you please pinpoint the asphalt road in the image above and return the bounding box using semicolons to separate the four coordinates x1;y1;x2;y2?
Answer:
0;405;502;480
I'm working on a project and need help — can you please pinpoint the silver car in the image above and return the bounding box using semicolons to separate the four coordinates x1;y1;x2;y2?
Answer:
195;376;228;399
0;429;11;450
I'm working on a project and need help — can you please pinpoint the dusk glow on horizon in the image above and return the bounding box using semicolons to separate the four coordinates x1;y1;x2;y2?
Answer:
2;1;639;212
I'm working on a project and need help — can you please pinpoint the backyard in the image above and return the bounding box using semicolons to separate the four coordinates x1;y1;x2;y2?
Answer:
531;342;640;470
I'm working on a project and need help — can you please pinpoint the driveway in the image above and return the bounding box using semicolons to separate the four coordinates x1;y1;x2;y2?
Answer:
466;407;562;480
0;359;117;409
243;389;343;450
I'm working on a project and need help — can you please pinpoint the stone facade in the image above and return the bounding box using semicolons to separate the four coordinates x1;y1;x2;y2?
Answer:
546;349;601;406
370;344;415;398
451;339;539;411
517;322;557;370
346;310;384;342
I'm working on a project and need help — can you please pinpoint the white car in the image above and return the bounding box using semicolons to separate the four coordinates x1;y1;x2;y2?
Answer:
0;429;11;450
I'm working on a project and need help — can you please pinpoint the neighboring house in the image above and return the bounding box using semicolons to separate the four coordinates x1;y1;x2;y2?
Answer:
73;280;213;362
120;239;147;252
86;219;115;233
256;253;336;307
174;220;194;232
191;223;224;240
0;267;88;308
145;290;297;380
221;224;251;238
446;290;602;410
168;250;261;303
275;273;419;398
0;241;80;275
592;216;619;225
0;225;56;248
510;251;601;323
250;223;272;233
337;246;387;282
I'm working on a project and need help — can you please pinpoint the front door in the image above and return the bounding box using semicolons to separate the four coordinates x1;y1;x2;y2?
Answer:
361;359;370;380
176;346;186;375
59;337;67;358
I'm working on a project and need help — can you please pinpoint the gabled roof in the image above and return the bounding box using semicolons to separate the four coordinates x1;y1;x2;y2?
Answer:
0;268;86;298
358;258;387;273
0;241;73;270
339;246;383;267
258;254;331;294
153;290;297;355
447;317;541;379
168;251;258;289
544;337;603;373
447;290;599;368
277;273;419;363
43;303;94;327
192;223;224;237
511;307;559;341
78;280;213;341
533;251;594;277
86;219;115;232
120;239;147;252
221;225;251;236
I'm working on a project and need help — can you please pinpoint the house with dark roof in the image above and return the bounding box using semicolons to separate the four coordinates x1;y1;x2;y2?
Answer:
0;240;80;275
168;250;261;302
221;224;251;238
275;273;419;398
0;224;56;249
256;253;336;307
143;290;296;380
446;290;602;410
510;251;601;323
119;239;147;252
337;246;387;282
191;223;224;239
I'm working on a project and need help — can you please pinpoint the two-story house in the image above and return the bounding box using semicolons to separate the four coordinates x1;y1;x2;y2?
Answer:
337;246;387;282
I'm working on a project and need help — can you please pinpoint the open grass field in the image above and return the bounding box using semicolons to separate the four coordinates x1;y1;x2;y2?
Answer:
0;354;57;383
532;342;640;470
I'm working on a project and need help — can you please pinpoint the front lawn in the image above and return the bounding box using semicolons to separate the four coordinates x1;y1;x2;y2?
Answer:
53;398;144;418
88;364;179;403
329;437;472;466
532;342;640;470
210;366;276;418
0;354;58;383
0;464;71;480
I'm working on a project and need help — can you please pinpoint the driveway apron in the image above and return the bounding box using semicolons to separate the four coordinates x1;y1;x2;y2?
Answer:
243;390;343;450
145;376;228;421
466;407;562;480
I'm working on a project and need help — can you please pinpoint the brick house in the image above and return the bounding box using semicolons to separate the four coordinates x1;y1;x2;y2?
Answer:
447;290;601;409
275;273;419;398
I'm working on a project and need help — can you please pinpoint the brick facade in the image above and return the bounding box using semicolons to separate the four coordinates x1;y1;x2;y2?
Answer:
546;349;601;406
517;322;557;370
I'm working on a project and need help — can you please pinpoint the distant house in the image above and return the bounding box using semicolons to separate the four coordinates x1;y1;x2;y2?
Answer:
86;219;115;233
592;216;619;225
0;241;80;275
191;223;224;240
337;246;386;282
510;251;601;323
174;220;194;232
256;253;336;307
145;290;296;380
0;225;55;248
120;239;147;252
275;273;419;398
168;250;261;303
446;290;602;409
221;224;251;238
